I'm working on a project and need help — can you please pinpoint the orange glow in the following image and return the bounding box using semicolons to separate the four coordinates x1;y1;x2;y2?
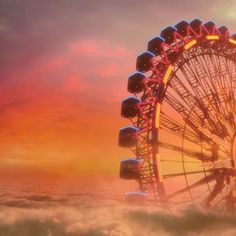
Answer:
229;38;236;45
156;154;163;182
163;64;173;85
184;39;197;50
0;39;135;181
206;35;220;40
155;103;161;128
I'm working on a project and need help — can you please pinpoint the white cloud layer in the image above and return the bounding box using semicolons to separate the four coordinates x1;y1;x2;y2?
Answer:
0;190;236;236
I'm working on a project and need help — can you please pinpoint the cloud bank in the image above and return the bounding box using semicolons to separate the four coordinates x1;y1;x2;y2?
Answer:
0;188;236;236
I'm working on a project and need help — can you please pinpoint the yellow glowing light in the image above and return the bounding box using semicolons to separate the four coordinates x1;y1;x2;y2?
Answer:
155;103;161;128
156;154;163;182
184;39;197;50
229;38;236;45
163;64;173;85
206;35;220;40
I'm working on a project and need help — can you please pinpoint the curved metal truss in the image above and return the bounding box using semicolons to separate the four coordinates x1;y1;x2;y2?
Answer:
119;19;236;210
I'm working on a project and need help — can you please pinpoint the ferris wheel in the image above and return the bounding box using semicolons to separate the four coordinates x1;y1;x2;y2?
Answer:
118;19;236;211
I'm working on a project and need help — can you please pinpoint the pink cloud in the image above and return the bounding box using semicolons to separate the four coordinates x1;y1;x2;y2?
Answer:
0;37;135;174
18;38;135;90
63;75;88;93
45;57;69;71
69;39;134;59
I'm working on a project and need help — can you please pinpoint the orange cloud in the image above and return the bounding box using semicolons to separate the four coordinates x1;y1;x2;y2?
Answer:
0;38;135;181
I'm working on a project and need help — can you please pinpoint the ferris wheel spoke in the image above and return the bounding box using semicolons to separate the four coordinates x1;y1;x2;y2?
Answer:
199;98;231;138
160;113;201;144
209;96;235;136
164;170;213;179
199;54;219;90
215;88;231;118
200;158;233;169
182;56;213;101
226;60;236;110
208;103;235;137
207;178;236;207
170;73;216;126
225;189;236;212
161;159;200;164
191;56;215;97
196;125;231;151
193;187;212;201
183;54;233;127
218;56;232;90
165;92;190;118
161;101;231;150
178;62;205;101
169;73;197;109
201;116;227;140
203;178;224;207
164;92;203;128
212;60;233;118
167;172;219;199
180;95;231;143
158;141;222;161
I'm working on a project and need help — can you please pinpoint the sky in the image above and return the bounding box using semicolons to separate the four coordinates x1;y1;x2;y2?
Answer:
1;0;236;186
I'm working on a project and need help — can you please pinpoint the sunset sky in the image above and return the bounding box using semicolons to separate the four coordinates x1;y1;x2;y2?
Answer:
1;0;236;185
